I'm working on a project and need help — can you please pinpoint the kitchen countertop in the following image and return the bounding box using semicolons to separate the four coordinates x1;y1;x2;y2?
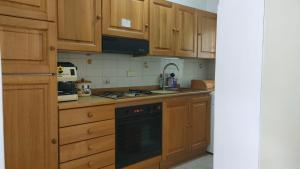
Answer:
58;89;213;110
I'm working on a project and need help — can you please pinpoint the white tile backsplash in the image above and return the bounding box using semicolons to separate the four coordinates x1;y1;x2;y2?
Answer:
58;52;215;88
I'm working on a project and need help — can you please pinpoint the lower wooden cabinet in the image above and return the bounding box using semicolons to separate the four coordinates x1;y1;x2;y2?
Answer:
3;75;58;169
162;95;210;168
59;104;116;169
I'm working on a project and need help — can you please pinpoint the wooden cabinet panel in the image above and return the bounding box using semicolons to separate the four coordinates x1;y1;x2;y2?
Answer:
0;15;56;74
60;104;115;127
163;97;189;160
149;0;175;56
59;120;115;145
57;0;102;52
102;0;149;40
60;150;115;169
198;11;217;59
0;0;55;21
60;135;115;163
175;5;197;57
190;96;210;153
3;75;57;169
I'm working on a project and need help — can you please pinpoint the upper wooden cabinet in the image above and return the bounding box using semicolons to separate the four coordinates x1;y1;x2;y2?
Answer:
102;0;149;40
149;0;175;56
3;75;58;169
0;15;57;74
149;2;197;58
197;10;217;59
174;4;197;57
0;0;55;21
57;0;102;52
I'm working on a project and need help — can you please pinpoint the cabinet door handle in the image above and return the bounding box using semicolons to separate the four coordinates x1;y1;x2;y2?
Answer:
172;28;176;32
51;138;57;144
50;46;56;51
96;15;102;20
145;24;149;29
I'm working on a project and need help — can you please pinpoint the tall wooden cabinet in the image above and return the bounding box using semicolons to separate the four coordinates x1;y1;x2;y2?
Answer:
57;0;102;52
102;0;149;40
162;95;210;168
3;75;58;169
0;15;56;74
197;10;217;59
0;1;58;169
0;0;56;21
150;1;197;57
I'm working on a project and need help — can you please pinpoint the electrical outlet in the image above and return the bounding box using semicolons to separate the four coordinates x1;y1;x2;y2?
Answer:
127;70;137;77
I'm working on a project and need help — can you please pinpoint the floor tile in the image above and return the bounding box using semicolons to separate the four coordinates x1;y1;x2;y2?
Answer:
172;155;213;169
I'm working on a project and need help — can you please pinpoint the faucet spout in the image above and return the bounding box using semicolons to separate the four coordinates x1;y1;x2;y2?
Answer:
162;63;180;90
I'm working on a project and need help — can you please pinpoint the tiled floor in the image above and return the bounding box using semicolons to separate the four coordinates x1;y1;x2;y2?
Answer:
172;155;213;169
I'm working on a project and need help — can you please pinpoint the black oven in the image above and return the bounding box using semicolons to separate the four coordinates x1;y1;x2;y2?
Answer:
116;103;162;168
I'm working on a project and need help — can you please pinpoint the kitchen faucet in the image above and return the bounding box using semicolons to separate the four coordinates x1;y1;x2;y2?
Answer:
162;63;180;91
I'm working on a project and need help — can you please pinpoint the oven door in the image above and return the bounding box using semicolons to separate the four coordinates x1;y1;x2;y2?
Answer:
116;108;162;168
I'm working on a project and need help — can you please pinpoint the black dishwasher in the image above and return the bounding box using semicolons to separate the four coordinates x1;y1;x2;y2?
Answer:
116;103;162;169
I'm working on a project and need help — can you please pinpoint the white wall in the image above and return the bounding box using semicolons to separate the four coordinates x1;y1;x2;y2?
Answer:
214;0;264;169
167;0;218;13
260;0;300;169
0;36;5;169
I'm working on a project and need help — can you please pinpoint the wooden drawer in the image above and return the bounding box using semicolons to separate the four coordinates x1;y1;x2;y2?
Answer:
0;15;56;74
60;105;115;127
60;135;115;163
60;150;115;169
60;120;115;145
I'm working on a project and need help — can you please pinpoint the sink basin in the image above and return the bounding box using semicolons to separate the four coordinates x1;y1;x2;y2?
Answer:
150;90;179;94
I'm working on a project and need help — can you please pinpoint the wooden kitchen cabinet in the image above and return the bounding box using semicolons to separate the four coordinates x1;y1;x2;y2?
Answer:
149;0;175;56
175;4;198;57
149;2;197;58
57;0;102;52
0;15;57;74
163;97;190;162
197;10;217;59
162;94;210;168
3;75;58;169
0;0;55;21
190;96;210;154
102;0;149;40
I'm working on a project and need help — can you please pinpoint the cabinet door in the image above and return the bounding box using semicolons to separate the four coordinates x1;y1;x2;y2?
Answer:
58;0;102;52
198;11;217;59
0;0;55;21
190;96;210;154
174;4;197;57
3;75;58;169
163;97;189;161
149;0;175;56
0;15;56;74
102;0;149;40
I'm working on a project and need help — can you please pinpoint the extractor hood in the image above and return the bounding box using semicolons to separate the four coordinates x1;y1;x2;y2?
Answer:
102;36;149;56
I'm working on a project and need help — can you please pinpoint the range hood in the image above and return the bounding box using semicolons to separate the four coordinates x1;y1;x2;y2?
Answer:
102;36;149;56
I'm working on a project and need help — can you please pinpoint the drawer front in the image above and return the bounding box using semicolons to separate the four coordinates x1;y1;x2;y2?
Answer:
60;105;115;127
60;135;115;163
60;120;115;145
60;150;115;169
0;15;56;74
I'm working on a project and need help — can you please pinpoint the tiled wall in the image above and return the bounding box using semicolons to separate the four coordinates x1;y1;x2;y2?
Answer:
58;52;215;89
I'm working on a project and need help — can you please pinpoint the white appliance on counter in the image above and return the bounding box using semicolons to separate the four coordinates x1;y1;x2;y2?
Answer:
207;91;215;153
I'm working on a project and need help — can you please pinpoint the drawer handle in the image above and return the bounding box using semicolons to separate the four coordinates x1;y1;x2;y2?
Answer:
87;112;94;118
88;161;94;167
87;128;93;134
88;145;94;150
